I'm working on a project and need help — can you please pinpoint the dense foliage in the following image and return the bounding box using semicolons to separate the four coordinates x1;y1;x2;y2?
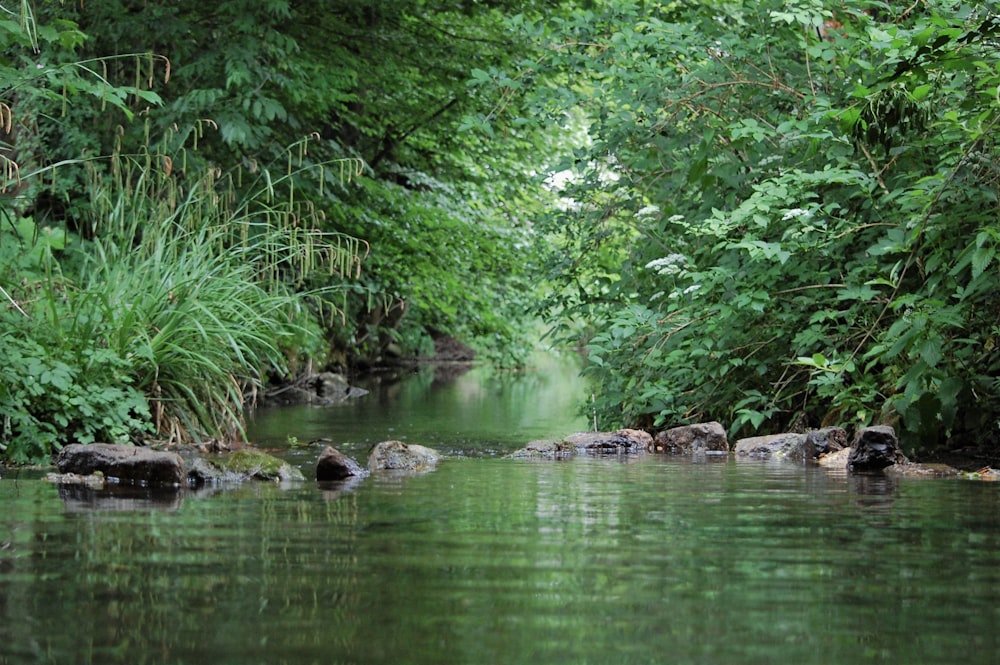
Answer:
4;0;999;462
16;0;562;366
1;1;562;462
478;0;1000;452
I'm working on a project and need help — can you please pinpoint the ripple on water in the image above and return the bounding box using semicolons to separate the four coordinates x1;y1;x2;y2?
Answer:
2;451;1000;664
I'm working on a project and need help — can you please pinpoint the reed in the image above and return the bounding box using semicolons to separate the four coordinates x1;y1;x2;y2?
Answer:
2;148;363;460
76;145;364;444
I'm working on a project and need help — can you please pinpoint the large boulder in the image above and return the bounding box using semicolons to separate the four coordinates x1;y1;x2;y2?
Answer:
735;427;847;462
652;422;728;454
316;446;369;481
368;440;441;472
55;443;185;488
848;426;907;472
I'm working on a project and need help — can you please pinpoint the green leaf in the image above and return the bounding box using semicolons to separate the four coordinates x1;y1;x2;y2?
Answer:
918;338;942;368
837;285;879;302
910;83;933;100
971;246;994;279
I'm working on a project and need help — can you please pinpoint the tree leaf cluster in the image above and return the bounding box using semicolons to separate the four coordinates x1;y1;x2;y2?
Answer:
13;0;568;367
510;0;1000;451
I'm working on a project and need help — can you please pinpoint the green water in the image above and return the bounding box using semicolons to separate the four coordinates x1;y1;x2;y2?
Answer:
248;358;594;457
2;360;1000;665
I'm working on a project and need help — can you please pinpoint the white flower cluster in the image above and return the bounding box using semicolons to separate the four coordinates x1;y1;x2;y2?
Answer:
781;207;813;221
644;253;688;275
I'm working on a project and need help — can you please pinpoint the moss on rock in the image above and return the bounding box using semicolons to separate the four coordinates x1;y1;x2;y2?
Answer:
217;449;304;482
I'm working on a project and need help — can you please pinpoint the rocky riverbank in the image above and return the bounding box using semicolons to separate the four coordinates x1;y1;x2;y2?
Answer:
40;421;1000;495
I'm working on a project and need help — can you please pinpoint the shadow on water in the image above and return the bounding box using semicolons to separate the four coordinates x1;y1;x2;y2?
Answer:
56;484;184;513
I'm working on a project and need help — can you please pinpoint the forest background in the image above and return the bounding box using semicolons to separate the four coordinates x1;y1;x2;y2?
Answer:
2;0;998;464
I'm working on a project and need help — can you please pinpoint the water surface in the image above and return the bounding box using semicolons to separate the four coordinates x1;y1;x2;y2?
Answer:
248;355;592;457
2;358;999;665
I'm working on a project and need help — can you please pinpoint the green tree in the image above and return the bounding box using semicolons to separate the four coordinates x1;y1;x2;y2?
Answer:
28;0;568;366
488;0;1000;452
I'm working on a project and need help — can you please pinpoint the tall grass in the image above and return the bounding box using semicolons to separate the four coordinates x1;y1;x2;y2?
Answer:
76;144;365;444
1;139;364;459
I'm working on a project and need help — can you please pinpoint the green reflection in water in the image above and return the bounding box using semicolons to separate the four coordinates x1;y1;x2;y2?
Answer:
4;356;1000;665
2;459;1000;665
246;352;593;457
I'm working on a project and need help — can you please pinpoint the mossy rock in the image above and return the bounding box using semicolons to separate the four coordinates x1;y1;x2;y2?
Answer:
215;449;304;482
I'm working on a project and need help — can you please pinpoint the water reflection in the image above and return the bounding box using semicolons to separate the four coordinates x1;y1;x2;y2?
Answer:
5;355;1000;665
247;353;592;456
3;457;1000;664
848;472;900;513
56;484;184;513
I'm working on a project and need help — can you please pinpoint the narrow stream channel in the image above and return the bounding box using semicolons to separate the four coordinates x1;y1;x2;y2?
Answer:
246;352;592;457
2;354;999;665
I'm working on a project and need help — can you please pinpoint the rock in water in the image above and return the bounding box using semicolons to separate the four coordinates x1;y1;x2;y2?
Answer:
734;433;807;459
848;426;906;472
507;439;575;459
368;440;441;472
563;429;652;455
55;443;185;487
186;449;305;485
804;427;849;458
317;446;369;481
734;427;847;462
652;422;728;454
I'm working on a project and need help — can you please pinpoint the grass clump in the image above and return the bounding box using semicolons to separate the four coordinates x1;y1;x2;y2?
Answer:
1;145;363;463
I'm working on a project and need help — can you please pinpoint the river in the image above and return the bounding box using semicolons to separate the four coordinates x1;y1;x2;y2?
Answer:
2;354;999;664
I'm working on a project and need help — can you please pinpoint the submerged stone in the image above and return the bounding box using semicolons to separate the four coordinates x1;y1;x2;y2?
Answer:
885;462;959;479
44;471;107;489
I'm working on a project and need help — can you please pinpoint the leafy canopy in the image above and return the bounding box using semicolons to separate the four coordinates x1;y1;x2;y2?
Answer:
475;0;1000;451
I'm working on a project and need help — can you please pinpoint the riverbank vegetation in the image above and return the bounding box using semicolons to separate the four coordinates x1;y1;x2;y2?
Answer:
495;0;1000;456
1;1;560;461
3;0;999;463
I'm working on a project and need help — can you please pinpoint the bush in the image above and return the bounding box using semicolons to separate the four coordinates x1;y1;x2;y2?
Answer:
0;288;152;464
